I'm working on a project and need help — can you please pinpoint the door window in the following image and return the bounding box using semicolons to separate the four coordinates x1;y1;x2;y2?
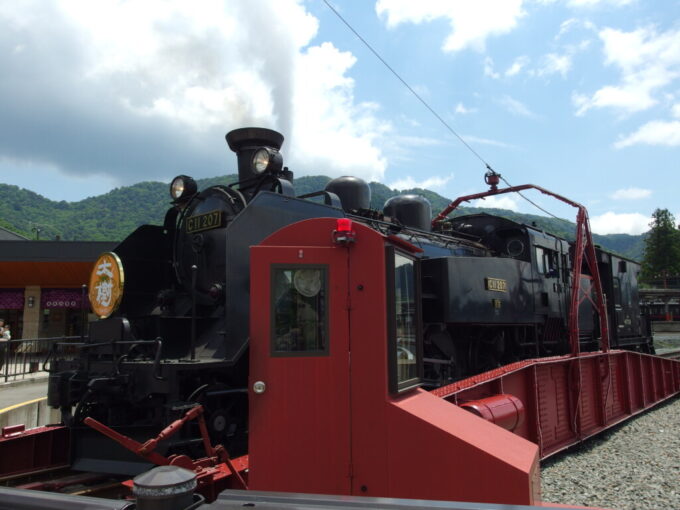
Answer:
271;266;329;355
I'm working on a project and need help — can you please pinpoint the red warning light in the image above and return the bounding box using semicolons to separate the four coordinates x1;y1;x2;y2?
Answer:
337;218;352;232
333;218;356;244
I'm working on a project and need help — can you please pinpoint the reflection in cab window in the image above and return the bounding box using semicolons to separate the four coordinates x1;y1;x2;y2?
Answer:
272;267;327;354
395;254;417;384
535;247;545;274
535;247;558;277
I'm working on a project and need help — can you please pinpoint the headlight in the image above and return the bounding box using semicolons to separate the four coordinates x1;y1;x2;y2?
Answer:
252;148;271;174
251;147;283;175
170;175;197;201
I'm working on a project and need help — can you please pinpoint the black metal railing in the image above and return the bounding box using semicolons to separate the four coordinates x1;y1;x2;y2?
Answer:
0;337;81;383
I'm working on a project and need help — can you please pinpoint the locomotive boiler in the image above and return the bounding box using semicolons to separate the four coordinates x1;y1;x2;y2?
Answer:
46;126;653;476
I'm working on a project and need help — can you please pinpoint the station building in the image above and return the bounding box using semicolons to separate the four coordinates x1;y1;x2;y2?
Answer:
0;226;115;339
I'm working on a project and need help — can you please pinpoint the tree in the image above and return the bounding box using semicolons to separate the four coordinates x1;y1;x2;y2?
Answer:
641;208;680;285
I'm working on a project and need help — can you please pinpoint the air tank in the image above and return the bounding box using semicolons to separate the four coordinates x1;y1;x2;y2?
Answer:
325;176;371;212
383;194;432;231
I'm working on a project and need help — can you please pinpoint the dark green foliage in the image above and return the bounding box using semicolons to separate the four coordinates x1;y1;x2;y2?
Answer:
641;209;680;282
0;216;28;238
592;233;646;262
0;176;647;260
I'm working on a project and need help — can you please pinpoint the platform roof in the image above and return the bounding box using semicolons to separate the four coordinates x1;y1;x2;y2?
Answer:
0;241;116;262
0;240;117;287
0;226;28;241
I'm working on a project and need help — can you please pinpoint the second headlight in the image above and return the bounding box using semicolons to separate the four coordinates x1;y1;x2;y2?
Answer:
251;147;282;175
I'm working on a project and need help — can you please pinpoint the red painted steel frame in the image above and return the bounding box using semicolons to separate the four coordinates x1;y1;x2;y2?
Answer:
83;406;248;500
432;350;680;459
432;183;610;356
0;425;69;479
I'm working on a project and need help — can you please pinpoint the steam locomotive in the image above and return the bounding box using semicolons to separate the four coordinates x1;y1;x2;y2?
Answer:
46;127;652;474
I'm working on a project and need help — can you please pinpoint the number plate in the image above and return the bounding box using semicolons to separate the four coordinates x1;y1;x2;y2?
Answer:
485;277;507;292
186;210;223;234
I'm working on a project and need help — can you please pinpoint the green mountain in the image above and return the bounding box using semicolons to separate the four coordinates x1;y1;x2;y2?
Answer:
0;176;646;260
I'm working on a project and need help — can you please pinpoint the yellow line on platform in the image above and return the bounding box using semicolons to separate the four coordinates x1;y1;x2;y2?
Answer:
0;397;46;415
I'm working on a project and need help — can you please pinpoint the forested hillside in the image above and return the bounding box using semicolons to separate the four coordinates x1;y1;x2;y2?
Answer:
0;176;645;260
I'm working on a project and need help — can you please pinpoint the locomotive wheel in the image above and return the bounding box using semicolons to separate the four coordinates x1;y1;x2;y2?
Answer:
208;410;229;436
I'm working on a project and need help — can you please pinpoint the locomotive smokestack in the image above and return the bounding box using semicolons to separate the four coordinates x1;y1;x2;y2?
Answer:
226;127;285;183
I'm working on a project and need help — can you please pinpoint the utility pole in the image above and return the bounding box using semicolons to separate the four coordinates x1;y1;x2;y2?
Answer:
29;222;57;240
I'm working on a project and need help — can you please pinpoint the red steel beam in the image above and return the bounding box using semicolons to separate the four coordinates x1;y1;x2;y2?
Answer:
433;350;680;459
0;425;70;479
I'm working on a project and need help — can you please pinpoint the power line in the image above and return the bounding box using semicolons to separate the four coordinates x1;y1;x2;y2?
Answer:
498;175;562;220
321;0;490;170
322;0;562;221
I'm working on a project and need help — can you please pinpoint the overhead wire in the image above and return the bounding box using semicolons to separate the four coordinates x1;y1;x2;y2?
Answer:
322;0;562;221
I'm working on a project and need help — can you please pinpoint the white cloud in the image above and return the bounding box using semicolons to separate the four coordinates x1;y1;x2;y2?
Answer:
463;135;517;149
392;135;444;147
614;120;680;148
291;43;391;181
535;53;572;77
454;102;477;114
389;174;453;191
0;0;391;185
610;187;652;200
412;84;431;97
472;195;520;211
672;103;680;118
399;115;422;128
574;26;680;116
576;39;593;51
557;18;580;38
375;0;526;53
484;56;500;79
505;56;530;77
589;212;650;235
499;95;537;118
557;18;597;37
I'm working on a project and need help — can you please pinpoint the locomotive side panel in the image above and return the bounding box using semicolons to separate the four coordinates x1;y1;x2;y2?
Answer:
422;256;535;324
596;250;652;351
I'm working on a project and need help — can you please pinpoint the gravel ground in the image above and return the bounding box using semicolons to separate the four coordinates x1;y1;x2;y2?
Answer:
541;395;680;510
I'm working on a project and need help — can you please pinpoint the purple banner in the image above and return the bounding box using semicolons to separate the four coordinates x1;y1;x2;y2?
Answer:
0;289;25;310
41;288;89;309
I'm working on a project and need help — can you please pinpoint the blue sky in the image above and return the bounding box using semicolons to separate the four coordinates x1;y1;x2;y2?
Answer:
0;0;678;234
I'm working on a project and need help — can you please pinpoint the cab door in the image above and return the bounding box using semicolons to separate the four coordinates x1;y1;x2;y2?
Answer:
248;245;351;494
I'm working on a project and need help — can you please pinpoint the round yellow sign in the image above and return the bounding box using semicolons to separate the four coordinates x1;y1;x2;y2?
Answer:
89;252;125;319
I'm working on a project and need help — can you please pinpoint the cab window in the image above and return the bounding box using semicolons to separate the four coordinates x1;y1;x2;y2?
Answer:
387;247;422;393
535;247;558;277
536;247;545;274
271;266;328;356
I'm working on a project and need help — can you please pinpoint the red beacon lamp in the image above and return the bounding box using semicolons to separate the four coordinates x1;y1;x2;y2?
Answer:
333;218;356;244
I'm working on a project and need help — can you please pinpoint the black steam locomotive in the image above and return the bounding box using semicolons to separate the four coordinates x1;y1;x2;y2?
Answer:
46;127;652;474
